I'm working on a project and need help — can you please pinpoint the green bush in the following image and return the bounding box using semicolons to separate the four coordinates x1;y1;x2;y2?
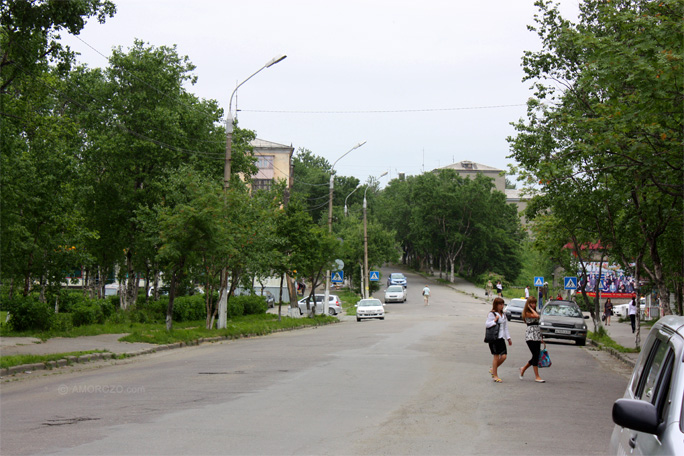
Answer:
100;299;116;319
106;295;121;309
236;295;268;316
51;312;74;332
227;297;244;318
173;295;205;322
6;296;54;331
71;300;105;326
53;290;83;313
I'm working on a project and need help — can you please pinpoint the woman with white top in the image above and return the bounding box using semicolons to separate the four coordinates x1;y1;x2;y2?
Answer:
628;297;638;333
486;297;512;383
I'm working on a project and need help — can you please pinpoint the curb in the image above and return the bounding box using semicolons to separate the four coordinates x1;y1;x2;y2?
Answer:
0;321;339;379
587;338;637;368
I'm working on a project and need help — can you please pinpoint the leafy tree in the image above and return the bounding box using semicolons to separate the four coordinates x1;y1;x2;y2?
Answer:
377;171;523;283
0;0;116;93
508;0;683;314
144;167;224;330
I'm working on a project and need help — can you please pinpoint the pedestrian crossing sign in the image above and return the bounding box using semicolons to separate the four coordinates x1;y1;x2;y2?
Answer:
369;271;379;282
534;276;544;287
564;277;578;290
331;271;344;283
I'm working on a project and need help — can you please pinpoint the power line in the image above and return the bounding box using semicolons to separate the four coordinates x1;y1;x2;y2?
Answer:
240;104;526;114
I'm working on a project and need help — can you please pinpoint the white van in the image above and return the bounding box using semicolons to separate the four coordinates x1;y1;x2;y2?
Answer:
609;315;684;455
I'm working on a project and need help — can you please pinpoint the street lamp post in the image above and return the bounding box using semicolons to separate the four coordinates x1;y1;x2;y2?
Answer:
363;172;388;299
344;184;362;217
218;54;286;330
224;55;286;191
323;141;366;316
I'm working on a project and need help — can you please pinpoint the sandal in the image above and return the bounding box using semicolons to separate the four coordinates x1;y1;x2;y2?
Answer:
493;377;503;383
519;367;524;380
535;379;546;383
489;367;493;377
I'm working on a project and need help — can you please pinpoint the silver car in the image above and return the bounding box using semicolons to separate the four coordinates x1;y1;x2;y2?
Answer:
504;298;526;321
297;294;342;316
384;285;407;303
610;316;684;455
539;300;588;346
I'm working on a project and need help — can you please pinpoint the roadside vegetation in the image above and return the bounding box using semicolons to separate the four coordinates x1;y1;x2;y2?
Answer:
588;326;640;354
0;350;111;370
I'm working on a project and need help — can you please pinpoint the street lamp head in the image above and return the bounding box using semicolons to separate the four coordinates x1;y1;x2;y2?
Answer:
354;140;367;149
266;55;287;68
379;171;388;178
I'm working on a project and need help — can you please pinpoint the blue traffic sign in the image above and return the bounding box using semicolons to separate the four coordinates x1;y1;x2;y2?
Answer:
369;271;380;282
564;277;578;290
534;276;544;287
331;271;344;283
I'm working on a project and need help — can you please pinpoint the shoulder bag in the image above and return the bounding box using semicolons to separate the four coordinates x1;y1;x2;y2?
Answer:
484;312;500;343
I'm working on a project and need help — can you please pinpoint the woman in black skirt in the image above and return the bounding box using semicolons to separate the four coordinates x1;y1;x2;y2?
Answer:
485;297;512;383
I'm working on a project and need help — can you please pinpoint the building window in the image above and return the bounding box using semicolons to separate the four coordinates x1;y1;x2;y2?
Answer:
252;178;272;191
256;155;274;169
461;161;474;170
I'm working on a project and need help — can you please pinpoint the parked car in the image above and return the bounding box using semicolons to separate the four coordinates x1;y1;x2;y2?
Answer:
384;285;407;303
386;273;407;287
356;298;385;321
609;316;684;455
504;298;526;321
539;300;588;346
297;294;342;316
613;297;646;318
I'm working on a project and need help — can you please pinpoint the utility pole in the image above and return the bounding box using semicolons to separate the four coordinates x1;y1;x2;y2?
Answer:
217;55;286;329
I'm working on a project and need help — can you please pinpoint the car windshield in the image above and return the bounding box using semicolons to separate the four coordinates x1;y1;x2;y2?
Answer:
387;286;403;292
510;300;525;308
358;300;382;307
542;304;582;318
391;274;405;280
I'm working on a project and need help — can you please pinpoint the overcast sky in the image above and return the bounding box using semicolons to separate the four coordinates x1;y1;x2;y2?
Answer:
60;0;580;184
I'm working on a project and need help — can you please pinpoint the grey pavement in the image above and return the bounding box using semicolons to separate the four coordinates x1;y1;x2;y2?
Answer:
0;334;158;357
1;273;645;373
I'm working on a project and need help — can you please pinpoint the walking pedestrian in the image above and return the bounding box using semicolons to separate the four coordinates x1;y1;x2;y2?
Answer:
496;280;503;297
604;298;614;326
628;297;638;333
486;280;493;301
486;297;512;383
519;296;545;383
525;286;530;298
422;285;431;306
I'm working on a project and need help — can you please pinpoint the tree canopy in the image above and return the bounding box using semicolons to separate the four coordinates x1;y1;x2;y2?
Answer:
508;0;683;313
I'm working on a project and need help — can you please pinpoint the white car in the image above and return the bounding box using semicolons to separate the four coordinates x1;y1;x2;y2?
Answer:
384;285;407;303
297;294;342;316
356;298;385;321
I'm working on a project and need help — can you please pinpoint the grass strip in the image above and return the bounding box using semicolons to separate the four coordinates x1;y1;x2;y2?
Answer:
120;313;336;344
1;350;109;369
588;328;640;353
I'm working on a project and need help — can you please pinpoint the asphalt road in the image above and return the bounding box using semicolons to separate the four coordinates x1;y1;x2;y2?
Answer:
0;268;631;455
